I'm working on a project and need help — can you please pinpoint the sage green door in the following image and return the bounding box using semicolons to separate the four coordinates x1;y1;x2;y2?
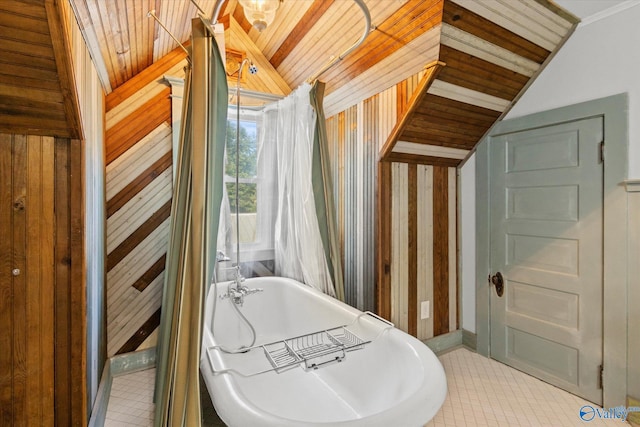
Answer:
489;117;603;404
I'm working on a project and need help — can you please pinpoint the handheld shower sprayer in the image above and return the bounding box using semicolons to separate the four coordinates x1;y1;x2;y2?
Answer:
248;62;258;75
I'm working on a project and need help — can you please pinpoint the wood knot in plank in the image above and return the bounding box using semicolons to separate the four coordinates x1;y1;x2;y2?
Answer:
13;197;25;211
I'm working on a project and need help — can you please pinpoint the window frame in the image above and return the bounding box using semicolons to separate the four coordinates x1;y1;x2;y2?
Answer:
225;106;275;262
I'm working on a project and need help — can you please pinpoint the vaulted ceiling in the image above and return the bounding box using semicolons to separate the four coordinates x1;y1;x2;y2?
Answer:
0;0;580;157
69;1;578;117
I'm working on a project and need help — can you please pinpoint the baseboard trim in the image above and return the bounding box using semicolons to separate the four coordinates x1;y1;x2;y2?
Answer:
88;348;157;427
110;347;157;376
462;329;477;350
423;329;477;355
423;330;462;354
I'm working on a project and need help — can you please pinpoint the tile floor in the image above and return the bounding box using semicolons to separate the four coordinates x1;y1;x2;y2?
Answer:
104;347;629;426
105;368;155;426
426;348;624;427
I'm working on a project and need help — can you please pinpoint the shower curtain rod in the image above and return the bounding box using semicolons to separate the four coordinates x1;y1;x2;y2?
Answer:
228;89;284;111
189;0;224;36
233;88;284;103
306;0;372;83
147;10;192;64
201;0;372;83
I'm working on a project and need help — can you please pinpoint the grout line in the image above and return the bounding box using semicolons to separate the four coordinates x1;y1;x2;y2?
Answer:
89;347;157;426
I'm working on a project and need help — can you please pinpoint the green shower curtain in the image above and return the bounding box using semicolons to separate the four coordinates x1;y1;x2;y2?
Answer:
154;19;228;427
310;81;345;301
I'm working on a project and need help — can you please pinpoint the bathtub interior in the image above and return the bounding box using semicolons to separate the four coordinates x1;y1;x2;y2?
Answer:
206;277;358;349
202;277;446;424
226;334;433;423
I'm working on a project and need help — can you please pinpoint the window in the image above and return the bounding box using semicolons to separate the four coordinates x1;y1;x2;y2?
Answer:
223;107;276;261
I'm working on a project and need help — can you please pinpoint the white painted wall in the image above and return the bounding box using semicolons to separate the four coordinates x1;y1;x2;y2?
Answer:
460;2;640;335
506;1;640;177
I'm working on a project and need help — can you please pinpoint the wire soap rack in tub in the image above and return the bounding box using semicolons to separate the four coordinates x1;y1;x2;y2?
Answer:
206;311;394;377
264;325;367;371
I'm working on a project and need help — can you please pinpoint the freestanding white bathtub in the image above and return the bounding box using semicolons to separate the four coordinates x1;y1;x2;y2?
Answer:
200;277;447;426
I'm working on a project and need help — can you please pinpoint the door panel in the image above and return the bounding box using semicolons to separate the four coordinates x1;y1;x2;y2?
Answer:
489;117;603;404
0;135;55;425
0;136;13;424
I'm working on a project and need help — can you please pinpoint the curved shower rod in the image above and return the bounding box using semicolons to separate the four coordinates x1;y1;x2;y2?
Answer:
197;0;373;83
307;0;372;83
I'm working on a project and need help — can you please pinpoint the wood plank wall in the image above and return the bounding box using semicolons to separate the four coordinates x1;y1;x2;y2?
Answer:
326;70;458;339
104;47;187;357
387;163;457;338
0;133;85;425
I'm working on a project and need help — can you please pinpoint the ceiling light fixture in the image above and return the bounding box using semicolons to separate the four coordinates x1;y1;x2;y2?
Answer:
238;0;281;32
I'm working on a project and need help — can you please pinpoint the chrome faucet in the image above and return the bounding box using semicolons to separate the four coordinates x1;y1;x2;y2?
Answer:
216;250;231;262
220;265;263;306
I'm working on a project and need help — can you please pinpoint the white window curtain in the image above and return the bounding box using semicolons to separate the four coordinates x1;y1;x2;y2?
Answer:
266;82;336;297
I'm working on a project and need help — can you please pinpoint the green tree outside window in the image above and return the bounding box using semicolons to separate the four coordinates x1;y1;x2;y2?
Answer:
225;119;257;214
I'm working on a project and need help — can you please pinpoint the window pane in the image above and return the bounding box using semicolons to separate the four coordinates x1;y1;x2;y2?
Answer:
226;182;256;214
226;119;257;179
227;182;257;244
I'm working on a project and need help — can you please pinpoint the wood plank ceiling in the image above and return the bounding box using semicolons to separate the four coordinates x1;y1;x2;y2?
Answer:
69;0;578;160
380;0;579;165
0;0;82;139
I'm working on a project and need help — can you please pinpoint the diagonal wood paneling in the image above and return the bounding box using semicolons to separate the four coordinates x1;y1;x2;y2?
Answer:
107;200;172;271
437;45;529;100
117;308;161;355
105;46;188;112
106;167;172;253
107;220;169;355
268;0;334;69
322;0;444;92
107;151;172;217
105;88;172;165
378;0;577;160
380;62;444;159
68;0;578;170
68;0;578;166
442;1;550;64
132;254;166;292
106;123;172;200
104;49;186;356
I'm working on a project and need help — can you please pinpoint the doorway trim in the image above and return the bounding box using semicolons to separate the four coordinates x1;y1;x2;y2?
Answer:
475;93;628;408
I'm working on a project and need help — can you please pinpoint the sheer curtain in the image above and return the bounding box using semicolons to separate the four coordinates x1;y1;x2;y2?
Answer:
268;82;338;297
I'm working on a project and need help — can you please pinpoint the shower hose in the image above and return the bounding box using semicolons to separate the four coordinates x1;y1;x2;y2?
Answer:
209;271;257;354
